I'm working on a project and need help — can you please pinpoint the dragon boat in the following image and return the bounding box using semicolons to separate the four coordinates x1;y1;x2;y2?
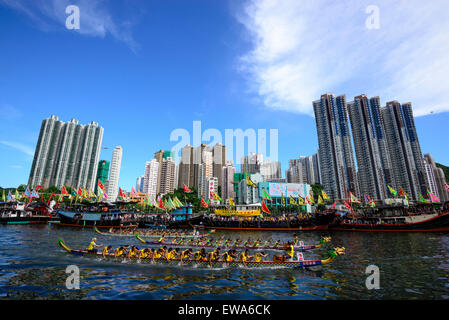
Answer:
135;234;332;252
94;226;212;238
57;239;345;269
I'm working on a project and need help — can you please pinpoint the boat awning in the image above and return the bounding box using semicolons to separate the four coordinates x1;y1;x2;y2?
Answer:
57;211;77;219
82;213;102;221
57;211;122;220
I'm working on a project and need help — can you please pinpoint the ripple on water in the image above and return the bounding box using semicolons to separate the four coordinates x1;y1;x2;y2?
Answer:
1;225;449;299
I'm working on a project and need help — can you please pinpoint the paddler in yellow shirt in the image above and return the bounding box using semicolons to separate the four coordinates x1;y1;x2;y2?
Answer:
114;246;124;257
127;246;137;259
180;248;193;265
207;247;221;267
284;241;295;261
239;249;253;267
102;245;112;258
87;237;103;253
254;251;268;262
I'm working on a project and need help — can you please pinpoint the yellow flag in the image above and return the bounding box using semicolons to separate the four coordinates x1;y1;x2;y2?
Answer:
246;175;257;188
322;190;329;200
229;198;235;206
289;196;298;205
309;192;315;204
212;192;222;201
318;195;324;204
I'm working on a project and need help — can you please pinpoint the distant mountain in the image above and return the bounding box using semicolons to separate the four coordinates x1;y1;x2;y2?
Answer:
436;163;449;182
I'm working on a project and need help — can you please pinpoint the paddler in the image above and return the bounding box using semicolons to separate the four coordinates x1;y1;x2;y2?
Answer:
180;248;193;265
239;249;253;267
153;248;163;261
228;249;238;262
114;246;125;257
87;237;103;253
194;248;207;261
254;251;268;262
243;237;253;247
127;246;138;259
207;247;221;267
158;235;166;244
138;248;148;259
165;248;176;261
284;241;295;261
253;238;262;247
292;234;299;245
224;238;232;247
102;245;112;258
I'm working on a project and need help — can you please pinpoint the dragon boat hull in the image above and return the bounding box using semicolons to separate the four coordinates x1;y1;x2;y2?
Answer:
94;227;210;238
57;239;334;269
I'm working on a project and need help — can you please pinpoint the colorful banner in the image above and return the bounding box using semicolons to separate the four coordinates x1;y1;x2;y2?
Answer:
215;209;261;217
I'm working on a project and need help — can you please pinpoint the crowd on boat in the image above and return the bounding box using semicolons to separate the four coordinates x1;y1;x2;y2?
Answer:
70;213;138;223
206;213;314;223
105;227;203;237
86;237;297;267
339;202;449;221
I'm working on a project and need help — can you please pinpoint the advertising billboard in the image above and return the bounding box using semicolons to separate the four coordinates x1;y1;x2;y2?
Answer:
268;183;310;197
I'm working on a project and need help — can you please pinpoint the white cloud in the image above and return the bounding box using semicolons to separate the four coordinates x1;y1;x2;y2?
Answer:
0;105;22;120
237;0;449;116
10;165;23;169
0;0;139;52
0;141;34;156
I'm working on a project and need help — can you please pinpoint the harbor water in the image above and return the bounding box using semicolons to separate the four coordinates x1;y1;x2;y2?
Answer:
1;224;449;299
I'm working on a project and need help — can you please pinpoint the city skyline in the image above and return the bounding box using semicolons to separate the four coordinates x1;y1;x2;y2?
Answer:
1;1;449;190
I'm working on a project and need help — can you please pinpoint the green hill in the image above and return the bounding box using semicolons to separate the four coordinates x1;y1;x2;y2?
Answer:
436;163;449;182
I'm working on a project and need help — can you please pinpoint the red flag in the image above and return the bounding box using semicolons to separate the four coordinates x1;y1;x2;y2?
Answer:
98;179;105;191
77;187;82;196
158;197;166;210
331;201;337;209
118;187;126;199
261;200;270;214
183;184;193;193
200;198;209;208
61;186;68;195
344;201;351;209
399;188;406;196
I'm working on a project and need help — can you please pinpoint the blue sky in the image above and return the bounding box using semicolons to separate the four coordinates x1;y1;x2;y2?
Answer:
1;0;449;190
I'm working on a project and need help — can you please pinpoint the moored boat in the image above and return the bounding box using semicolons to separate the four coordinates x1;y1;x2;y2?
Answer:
51;202;138;229
329;202;449;232
169;204;336;231
57;239;345;269
0;201;59;225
